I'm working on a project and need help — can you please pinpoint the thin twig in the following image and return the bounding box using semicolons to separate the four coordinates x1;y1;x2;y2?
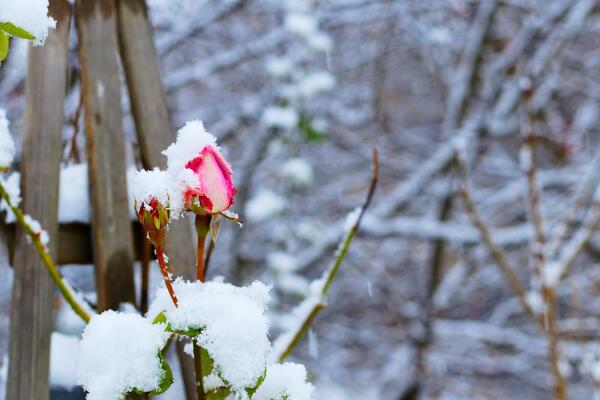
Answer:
548;150;600;258
543;286;569;400
156;246;178;307
0;181;91;323
522;95;569;400
454;152;539;324
276;149;379;362
66;86;84;164
522;129;547;278
556;187;600;282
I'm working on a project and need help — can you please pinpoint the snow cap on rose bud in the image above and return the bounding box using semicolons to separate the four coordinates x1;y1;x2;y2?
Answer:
163;120;237;216
130;168;177;245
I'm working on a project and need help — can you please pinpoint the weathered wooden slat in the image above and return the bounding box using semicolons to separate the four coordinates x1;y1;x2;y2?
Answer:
6;2;71;399
117;0;196;280
117;2;197;397
117;0;171;169
75;0;136;311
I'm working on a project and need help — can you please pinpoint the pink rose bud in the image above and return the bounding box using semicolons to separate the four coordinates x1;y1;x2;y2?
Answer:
163;121;237;215
183;146;237;214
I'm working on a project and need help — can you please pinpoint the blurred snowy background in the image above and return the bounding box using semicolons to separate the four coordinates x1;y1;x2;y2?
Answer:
3;0;600;399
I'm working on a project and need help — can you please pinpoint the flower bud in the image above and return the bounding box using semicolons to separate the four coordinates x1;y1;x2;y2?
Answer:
163;121;237;216
183;146;237;214
130;168;175;246
136;197;169;246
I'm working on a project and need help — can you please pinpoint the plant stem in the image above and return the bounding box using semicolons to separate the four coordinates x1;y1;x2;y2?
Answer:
0;181;91;323
140;234;151;313
196;234;206;282
155;246;178;307
193;214;211;399
193;341;206;400
195;214;210;282
277;150;379;362
543;286;569;400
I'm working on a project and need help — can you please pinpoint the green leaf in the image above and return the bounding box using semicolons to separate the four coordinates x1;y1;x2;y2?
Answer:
152;311;203;337
130;352;173;397
0;31;9;62
168;325;202;337
206;388;230;400
0;23;35;40
245;369;267;398
298;118;326;142
209;214;222;246
149;352;173;396
152;311;167;325
201;347;214;377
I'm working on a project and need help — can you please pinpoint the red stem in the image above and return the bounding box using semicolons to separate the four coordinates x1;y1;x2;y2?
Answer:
197;235;206;282
156;246;178;306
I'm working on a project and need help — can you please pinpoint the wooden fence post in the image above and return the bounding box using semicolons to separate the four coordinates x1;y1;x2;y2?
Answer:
117;1;197;397
117;0;196;280
6;1;71;399
75;0;136;311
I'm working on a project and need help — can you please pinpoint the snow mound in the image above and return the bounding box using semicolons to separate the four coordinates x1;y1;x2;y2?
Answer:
163;120;219;176
77;311;170;400
253;363;315;400
148;280;271;396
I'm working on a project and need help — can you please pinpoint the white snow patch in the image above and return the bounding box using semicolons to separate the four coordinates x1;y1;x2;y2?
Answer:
267;57;294;78
0;0;56;46
277;273;310;296
54;297;87;336
253;363;314;400
526;291;544;314
130;167;180;212
268;252;299;274
261;106;299;130
0;172;20;223
519;145;532;171
162;120;220;177
285;13;318;39
270;278;325;361
0;356;7;397
542;261;561;288
23;214;49;247
344;207;362;232
298;72;335;98
306;32;332;52
77;311;170;400
245;190;286;223
0;110;15;168
50;332;80;390
147;280;271;396
59;163;91;223
429;27;452;44
281;158;314;187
